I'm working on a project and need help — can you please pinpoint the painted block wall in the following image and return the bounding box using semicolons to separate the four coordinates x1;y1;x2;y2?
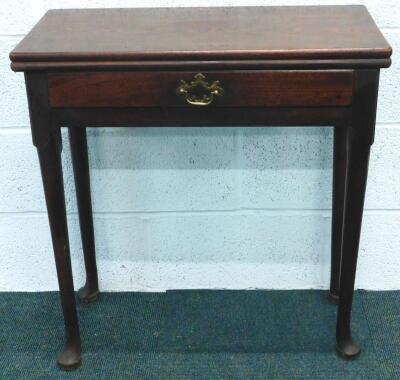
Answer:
0;0;399;292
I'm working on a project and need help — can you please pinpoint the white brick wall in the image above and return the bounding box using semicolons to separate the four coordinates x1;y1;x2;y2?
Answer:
1;1;399;291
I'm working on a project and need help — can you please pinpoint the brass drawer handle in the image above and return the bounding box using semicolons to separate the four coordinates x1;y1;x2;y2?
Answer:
176;73;224;106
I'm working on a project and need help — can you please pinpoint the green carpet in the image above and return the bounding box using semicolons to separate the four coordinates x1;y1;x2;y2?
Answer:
0;290;399;379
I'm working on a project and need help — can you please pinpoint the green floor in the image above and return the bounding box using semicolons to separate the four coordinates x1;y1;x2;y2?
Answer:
0;290;399;379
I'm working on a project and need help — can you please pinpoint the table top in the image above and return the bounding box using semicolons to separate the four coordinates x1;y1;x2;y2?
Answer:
10;6;392;71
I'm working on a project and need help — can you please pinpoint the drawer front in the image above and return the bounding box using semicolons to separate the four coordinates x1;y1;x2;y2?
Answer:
48;70;353;108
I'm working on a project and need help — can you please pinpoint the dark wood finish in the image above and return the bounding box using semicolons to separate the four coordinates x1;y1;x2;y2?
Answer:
336;69;379;358
336;135;370;359
69;128;99;303
330;126;348;303
25;72;81;370
12;6;391;371
52;107;351;128
11;58;392;72
48;71;354;108
10;6;391;72
38;133;82;370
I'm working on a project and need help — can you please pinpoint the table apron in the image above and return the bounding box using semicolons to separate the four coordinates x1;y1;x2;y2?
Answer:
51;106;352;128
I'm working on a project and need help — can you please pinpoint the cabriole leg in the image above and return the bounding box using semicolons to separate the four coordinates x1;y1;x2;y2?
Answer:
336;131;370;359
336;69;379;359
330;125;348;303
69;127;99;303
38;129;82;370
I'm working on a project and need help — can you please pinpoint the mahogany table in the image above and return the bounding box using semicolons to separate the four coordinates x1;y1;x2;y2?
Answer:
10;6;392;370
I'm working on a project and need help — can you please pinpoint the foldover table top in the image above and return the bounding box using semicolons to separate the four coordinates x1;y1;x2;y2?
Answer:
10;5;391;71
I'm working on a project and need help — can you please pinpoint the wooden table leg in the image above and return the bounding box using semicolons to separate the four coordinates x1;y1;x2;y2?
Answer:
38;129;82;370
329;125;348;303
25;72;82;370
336;131;370;359
336;69;379;359
69;127;99;303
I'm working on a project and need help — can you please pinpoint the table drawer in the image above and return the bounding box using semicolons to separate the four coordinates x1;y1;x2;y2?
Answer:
48;70;353;108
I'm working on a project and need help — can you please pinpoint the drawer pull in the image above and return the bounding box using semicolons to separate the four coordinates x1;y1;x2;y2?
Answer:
176;73;224;106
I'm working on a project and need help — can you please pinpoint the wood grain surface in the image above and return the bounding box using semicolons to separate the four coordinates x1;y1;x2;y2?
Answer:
10;6;391;71
48;70;353;108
